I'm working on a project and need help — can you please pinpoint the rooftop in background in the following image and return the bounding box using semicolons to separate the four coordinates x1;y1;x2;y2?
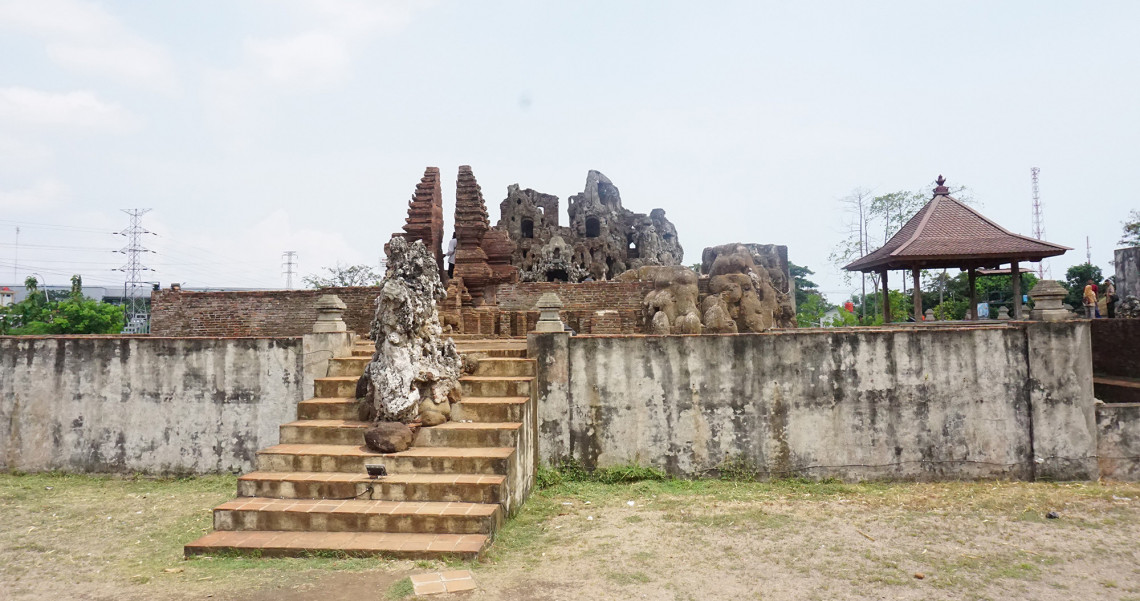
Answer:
845;176;1071;273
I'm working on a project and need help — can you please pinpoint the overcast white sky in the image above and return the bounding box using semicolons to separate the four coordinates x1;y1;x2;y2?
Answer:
0;0;1136;300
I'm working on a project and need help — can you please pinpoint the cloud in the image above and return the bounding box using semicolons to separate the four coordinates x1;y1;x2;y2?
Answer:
246;31;352;87
0;180;70;212
0;87;139;132
0;0;178;92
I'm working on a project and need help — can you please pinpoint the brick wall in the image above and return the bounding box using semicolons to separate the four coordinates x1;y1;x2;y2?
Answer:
496;281;652;312
150;287;381;337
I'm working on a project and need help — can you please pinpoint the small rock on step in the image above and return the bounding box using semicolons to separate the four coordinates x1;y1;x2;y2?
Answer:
364;422;414;453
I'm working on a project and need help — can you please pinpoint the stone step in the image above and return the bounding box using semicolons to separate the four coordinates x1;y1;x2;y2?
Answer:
298;398;362;421
415;422;521;448
351;347;374;357
280;420;367;445
213;497;501;535
184;530;487;559
451;397;528;423
328;356;370;378
456;347;527;359
472;358;535;377
314;376;359;399
257;444;515;475
460;376;531;398
237;472;506;504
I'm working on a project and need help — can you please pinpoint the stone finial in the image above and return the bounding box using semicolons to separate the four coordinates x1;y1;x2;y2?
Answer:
534;292;566;333
997;306;1011;320
1028;280;1072;322
924;308;936;322
933;174;950;195
313;294;347;333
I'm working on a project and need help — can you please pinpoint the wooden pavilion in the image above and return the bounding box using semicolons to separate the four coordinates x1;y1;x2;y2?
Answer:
844;176;1070;321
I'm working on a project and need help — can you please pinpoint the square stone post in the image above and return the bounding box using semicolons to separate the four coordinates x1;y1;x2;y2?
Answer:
1011;260;1022;319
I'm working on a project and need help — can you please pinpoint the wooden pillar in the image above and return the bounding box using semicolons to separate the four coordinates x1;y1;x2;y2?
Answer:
881;270;891;323
912;267;922;321
1010;260;1022;319
967;267;978;320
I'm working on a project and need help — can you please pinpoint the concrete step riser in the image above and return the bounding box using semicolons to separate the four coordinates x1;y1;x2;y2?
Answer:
473;360;535;377
315;379;358;398
327;358;369;378
257;453;511;475
298;402;361;421
451;402;524;423
351;350;372;357
457;348;527;358
280;426;365;446
185;545;481;561
415;428;518;448
460;379;531;397
214;509;500;535
237;479;504;504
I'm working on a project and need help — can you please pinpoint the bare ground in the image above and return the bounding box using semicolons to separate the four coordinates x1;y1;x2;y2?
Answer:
2;474;1139;601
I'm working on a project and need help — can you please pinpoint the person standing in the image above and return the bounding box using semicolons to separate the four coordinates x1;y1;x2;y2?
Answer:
1104;278;1117;318
1082;279;1098;319
445;234;457;278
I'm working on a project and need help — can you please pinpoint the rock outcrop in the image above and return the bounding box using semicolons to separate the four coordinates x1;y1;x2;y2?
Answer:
363;236;462;424
701;243;796;331
496;170;683;282
618;265;702;334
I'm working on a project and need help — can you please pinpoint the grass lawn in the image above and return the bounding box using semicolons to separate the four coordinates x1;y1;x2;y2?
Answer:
3;472;1140;600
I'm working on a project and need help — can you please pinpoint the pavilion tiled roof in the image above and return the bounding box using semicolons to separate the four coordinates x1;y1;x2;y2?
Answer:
845;176;1070;272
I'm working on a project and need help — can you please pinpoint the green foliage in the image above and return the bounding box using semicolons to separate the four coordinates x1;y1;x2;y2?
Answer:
1120;209;1140;247
537;458;669;488
1062;263;1104;308
932;299;968;321
303;263;382;288
789;262;820;308
847;289;914;323
795;292;834;327
0;275;124;335
386;578;414;599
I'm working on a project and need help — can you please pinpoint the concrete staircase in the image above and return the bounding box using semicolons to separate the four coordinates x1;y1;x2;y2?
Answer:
185;337;535;559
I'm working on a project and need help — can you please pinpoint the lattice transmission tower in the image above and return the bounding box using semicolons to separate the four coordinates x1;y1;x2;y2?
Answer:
282;251;298;289
1030;167;1050;278
115;209;155;333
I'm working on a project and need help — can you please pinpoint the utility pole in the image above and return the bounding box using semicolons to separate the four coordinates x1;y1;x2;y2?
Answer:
282;251;298;289
1087;236;1092;266
115;209;155;333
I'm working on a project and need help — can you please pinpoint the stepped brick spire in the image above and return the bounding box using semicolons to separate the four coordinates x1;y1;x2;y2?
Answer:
452;166;495;305
399;167;445;275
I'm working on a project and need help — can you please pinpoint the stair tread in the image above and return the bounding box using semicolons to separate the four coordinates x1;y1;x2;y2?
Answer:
260;444;515;459
460;375;533;381
316;376;360;382
428;422;522;431
186;530;487;554
215;497;499;516
284;419;369;428
300;397;357;405
239;471;506;485
283;420;520;431
457;396;528;405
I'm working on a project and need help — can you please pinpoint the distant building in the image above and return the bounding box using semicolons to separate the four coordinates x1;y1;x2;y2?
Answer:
0;287;13;307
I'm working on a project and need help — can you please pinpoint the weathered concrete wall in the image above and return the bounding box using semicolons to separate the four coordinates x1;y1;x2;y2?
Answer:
533;322;1099;481
1097;403;1140;480
0;333;352;474
1116;246;1140;300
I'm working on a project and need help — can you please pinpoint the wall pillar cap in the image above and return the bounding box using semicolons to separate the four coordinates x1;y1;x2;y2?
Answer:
534;292;565;333
313;293;348;332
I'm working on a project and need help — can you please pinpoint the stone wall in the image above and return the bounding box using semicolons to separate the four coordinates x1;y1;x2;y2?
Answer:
1090;319;1140;403
150;288;381;337
531;322;1100;481
1116;246;1140;299
0;333;352;474
1097;403;1140;480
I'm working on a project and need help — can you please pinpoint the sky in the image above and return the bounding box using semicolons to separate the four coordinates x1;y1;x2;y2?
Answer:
0;0;1136;301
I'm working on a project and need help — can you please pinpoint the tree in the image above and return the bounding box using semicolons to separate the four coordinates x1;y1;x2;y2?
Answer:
1061;263;1104;308
0;275;124;335
1121;209;1140;247
789;262;820;308
303;263;383;288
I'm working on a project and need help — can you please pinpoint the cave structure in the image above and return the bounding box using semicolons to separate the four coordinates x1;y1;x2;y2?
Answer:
495;170;684;283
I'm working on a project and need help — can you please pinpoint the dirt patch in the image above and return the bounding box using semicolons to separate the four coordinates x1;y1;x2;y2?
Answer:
3;474;1139;601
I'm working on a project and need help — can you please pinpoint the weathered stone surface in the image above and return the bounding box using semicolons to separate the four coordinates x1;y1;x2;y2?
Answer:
363;237;461;423
1118;295;1140;319
496;170;683;282
364;422;414;453
702;243;796;331
619;265;702;334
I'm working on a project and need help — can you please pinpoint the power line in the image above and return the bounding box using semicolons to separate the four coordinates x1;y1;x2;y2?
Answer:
282;251;298;289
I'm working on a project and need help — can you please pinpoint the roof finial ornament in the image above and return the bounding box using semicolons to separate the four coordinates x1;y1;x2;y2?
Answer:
933;174;950;196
